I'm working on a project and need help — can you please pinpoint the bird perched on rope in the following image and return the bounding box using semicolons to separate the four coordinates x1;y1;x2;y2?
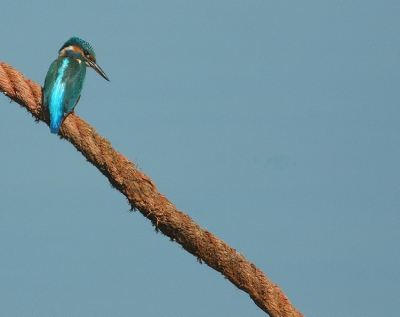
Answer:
43;37;109;134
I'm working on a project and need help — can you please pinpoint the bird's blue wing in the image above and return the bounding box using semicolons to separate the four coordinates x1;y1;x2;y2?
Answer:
61;59;86;114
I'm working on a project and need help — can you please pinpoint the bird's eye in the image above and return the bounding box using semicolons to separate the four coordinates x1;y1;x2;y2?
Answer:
84;50;89;56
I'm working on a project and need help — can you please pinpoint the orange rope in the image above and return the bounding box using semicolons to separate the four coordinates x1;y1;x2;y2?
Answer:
0;62;303;317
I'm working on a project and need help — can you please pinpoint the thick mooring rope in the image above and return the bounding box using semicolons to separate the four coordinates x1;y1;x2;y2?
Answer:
0;62;303;317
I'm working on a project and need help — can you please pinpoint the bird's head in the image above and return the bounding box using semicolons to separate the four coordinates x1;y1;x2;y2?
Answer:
59;37;110;81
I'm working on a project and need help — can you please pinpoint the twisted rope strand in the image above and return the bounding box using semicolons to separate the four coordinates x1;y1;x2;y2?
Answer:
0;62;303;317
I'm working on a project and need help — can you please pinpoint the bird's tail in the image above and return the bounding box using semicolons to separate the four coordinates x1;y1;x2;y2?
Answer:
50;123;61;134
49;103;63;134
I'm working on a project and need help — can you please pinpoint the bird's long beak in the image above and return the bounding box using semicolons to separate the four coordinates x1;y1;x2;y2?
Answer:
85;57;110;81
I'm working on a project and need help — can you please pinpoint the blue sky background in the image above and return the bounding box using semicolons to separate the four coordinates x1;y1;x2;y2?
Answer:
1;1;399;316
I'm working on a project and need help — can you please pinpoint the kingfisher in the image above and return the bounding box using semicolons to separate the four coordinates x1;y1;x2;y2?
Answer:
43;37;109;134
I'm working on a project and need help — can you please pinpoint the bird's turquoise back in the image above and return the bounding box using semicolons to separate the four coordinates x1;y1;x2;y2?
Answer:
43;57;86;133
